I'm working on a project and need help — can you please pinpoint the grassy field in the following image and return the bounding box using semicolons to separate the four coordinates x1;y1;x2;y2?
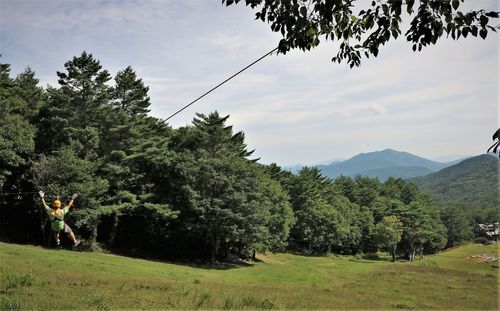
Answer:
1;241;498;310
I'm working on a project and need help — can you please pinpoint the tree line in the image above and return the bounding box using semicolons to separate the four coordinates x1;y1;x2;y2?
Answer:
0;52;474;262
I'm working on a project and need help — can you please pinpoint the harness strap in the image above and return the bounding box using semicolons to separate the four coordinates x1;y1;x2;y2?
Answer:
51;207;66;222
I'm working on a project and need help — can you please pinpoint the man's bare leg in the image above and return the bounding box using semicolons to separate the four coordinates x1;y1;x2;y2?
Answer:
66;228;80;247
67;231;77;244
54;232;60;246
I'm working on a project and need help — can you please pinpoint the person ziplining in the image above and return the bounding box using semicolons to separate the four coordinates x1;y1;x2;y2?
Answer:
39;191;81;248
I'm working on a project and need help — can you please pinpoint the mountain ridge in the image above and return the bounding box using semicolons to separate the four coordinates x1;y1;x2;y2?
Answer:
316;148;453;180
409;154;499;207
281;149;477;180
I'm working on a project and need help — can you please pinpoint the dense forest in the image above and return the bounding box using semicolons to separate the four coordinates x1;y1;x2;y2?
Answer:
411;155;498;208
0;52;494;262
410;155;499;245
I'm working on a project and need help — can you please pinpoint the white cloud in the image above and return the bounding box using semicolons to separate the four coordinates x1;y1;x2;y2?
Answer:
208;33;254;51
369;103;388;115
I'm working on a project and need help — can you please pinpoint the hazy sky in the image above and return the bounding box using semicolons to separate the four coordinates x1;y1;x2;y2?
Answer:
1;0;498;165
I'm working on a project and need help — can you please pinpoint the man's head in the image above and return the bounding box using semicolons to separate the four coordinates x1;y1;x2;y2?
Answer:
53;200;61;209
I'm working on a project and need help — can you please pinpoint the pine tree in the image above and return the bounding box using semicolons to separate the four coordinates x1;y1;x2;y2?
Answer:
112;66;151;116
0;62;36;191
191;111;255;159
56;51;111;128
14;67;44;120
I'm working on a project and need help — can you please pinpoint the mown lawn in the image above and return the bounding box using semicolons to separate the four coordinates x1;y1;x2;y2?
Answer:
0;241;498;310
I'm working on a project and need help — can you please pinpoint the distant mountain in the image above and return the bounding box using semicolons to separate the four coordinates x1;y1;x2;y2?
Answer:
314;159;345;166
409;155;499;207
283;159;344;174
316;149;450;180
282;164;304;174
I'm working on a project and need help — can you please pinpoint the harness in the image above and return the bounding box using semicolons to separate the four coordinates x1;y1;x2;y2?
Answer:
51;208;65;224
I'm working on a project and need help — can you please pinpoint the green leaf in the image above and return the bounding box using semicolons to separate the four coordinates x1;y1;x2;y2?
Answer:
471;26;478;36
452;0;459;10
480;15;489;27
479;28;487;39
406;0;415;14
493;128;500;140
462;28;469;37
485;11;499;18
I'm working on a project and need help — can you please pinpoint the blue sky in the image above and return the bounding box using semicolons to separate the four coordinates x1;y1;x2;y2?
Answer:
1;0;497;165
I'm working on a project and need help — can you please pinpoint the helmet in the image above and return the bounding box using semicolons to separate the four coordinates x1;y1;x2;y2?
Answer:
53;200;62;208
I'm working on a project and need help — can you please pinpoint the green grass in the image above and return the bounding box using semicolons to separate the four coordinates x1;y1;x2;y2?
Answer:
1;242;498;310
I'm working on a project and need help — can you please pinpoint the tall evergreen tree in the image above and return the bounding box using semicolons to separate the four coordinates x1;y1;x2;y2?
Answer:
190;111;255;159
37;52;111;157
440;205;472;248
56;51;111;128
0;62;42;242
112;66;150;116
0;62;36;190
289;167;349;254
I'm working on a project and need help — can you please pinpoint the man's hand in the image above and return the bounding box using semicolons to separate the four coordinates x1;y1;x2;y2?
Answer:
39;191;45;198
71;193;78;200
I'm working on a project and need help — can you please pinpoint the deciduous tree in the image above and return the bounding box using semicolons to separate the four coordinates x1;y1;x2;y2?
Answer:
373;215;403;262
223;0;499;67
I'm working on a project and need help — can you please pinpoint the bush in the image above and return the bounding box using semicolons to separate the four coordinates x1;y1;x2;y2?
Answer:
362;252;382;260
474;237;490;244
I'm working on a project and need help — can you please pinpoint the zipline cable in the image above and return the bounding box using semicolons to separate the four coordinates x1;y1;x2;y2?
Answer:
2;48;279;197
0;191;40;196
0;191;66;198
163;46;279;122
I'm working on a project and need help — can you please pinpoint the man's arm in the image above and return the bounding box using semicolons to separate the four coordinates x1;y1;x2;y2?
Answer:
39;191;49;212
66;193;78;210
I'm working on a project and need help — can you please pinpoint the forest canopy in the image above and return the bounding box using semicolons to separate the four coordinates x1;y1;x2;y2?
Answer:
0;52;492;262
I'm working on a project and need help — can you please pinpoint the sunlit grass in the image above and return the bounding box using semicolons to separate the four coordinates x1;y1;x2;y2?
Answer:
1;242;497;310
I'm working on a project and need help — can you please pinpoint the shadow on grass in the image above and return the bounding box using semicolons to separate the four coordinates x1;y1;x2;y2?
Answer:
0;240;258;270
287;250;331;257
346;258;392;264
106;247;259;270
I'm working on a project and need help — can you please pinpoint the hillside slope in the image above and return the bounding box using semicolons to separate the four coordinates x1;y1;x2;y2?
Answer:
0;242;497;310
410;154;499;207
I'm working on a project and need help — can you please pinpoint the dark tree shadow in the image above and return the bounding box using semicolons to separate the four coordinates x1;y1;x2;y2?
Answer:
106;247;259;270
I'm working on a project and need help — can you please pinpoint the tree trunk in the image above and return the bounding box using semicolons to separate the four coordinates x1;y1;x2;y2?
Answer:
209;234;219;264
109;212;119;247
222;243;229;260
392;245;396;262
